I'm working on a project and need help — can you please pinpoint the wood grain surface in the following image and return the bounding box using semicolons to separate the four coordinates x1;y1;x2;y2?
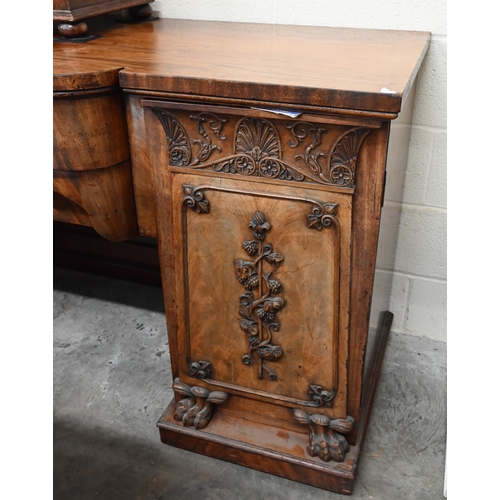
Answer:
54;16;430;114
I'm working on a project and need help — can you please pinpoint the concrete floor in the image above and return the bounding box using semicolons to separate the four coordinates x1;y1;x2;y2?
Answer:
53;267;446;500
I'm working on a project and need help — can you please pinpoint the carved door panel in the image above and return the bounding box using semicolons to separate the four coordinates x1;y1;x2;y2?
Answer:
170;173;352;416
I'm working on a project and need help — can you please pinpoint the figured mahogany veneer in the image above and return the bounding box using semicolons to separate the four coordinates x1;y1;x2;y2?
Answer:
53;17;430;494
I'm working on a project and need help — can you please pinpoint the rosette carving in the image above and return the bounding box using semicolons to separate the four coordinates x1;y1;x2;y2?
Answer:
235;211;285;381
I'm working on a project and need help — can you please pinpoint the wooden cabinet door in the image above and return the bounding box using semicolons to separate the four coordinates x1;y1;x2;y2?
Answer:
142;100;379;419
169;173;352;416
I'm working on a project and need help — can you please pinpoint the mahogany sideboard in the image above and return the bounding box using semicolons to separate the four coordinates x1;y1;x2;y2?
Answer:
53;16;430;494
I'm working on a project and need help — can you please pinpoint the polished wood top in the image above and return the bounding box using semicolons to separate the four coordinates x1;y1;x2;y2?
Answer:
54;16;430;115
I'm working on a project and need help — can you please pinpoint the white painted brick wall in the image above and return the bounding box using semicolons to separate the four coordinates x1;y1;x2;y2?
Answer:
152;0;447;342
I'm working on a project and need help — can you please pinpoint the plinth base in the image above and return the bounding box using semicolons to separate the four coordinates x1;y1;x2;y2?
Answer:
157;312;392;495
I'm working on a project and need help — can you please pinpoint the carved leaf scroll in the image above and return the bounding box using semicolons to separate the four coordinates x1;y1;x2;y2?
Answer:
308;384;336;407
182;184;210;213
189;360;213;379
307;202;338;230
190;113;227;165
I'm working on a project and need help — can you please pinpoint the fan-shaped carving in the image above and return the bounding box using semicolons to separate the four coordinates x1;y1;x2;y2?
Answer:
329;128;371;188
235;118;281;161
151;109;192;166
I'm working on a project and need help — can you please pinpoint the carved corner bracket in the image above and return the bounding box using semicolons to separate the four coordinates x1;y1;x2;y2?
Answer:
292;409;354;463
189;360;212;379
182;184;210;213
308;384;336;407
235;211;285;381
172;378;228;430
307;201;338;231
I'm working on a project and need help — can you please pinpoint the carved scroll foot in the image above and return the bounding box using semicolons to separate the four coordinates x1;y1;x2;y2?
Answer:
173;378;228;430
292;409;354;463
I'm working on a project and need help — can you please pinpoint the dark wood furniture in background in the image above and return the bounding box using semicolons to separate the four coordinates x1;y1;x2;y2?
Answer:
53;17;430;494
53;0;154;37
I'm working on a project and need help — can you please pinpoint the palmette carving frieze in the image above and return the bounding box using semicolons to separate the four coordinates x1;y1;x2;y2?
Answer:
150;108;370;189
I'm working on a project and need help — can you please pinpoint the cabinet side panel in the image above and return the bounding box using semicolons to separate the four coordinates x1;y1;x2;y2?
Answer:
346;122;390;440
364;85;417;385
125;94;158;238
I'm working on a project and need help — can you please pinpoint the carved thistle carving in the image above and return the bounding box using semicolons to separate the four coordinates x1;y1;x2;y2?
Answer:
235;211;285;381
292;409;354;463
173;378;228;429
151;107;370;189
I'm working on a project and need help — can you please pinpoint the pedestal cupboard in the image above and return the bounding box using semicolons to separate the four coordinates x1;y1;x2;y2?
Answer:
53;17;430;494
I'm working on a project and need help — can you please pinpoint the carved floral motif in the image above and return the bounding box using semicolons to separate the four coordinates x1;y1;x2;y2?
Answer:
235;211;285;381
